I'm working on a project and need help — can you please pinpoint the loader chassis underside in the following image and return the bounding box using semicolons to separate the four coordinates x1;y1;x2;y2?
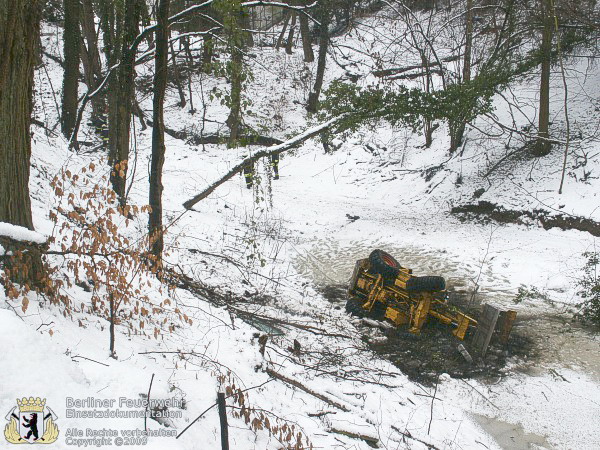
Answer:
348;257;516;348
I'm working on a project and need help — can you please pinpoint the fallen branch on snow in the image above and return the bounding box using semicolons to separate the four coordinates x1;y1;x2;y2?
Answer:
265;368;350;412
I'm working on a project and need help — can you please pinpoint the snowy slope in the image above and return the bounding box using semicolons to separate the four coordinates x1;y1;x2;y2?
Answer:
2;8;600;450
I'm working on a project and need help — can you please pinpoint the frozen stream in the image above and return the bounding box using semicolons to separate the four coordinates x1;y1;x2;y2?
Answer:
292;238;600;381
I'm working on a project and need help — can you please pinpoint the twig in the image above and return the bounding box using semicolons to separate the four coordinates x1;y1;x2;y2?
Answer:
469;226;497;305
428;374;440;435
70;355;110;367
459;378;499;409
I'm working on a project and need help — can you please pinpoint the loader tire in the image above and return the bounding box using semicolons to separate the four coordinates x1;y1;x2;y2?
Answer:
406;276;446;292
346;298;367;318
369;249;401;279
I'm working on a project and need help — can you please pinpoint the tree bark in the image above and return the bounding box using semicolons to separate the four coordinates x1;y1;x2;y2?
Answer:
62;0;81;137
149;0;170;266
0;0;45;286
535;0;553;157
307;0;330;113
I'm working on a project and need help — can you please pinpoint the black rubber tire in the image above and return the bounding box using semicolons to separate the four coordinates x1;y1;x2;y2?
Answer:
369;249;401;279
369;301;387;321
406;276;446;292
346;298;367;318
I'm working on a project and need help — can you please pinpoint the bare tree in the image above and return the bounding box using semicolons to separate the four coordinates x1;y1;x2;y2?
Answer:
80;0;105;125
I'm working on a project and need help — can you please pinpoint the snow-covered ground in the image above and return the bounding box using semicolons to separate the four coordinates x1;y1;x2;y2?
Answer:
2;8;600;450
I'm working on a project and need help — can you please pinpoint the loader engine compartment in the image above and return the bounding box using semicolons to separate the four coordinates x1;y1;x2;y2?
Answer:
343;250;527;384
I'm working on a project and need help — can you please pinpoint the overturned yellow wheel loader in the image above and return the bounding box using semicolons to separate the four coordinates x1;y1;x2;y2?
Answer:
347;250;517;354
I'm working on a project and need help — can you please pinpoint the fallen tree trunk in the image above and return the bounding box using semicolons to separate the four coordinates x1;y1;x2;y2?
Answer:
182;114;349;209
329;427;379;446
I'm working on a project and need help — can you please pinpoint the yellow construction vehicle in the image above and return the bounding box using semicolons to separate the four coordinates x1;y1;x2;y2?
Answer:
347;250;516;349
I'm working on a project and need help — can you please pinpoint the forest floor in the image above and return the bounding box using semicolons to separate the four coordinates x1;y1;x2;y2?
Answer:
2;9;600;450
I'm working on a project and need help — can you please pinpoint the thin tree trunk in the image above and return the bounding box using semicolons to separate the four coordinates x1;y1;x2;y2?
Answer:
169;39;187;107
62;0;81;137
242;8;254;47
535;0;552;156
307;0;330;113
148;0;170;266
299;13;314;62
109;293;116;357
285;12;297;54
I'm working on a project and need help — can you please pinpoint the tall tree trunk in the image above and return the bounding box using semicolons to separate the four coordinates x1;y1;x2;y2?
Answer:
0;0;44;285
535;0;553;156
80;0;105;125
61;0;81;138
285;12;296;54
450;0;473;153
109;0;141;207
201;34;213;72
149;0;170;266
307;0;330;113
226;2;245;148
299;13;314;62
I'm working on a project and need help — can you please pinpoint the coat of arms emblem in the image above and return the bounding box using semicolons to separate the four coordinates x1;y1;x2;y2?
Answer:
4;397;59;445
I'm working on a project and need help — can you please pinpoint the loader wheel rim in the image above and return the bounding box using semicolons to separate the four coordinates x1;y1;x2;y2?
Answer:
382;253;400;268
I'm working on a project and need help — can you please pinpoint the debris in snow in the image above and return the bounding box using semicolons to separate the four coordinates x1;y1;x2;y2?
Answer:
458;344;474;364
